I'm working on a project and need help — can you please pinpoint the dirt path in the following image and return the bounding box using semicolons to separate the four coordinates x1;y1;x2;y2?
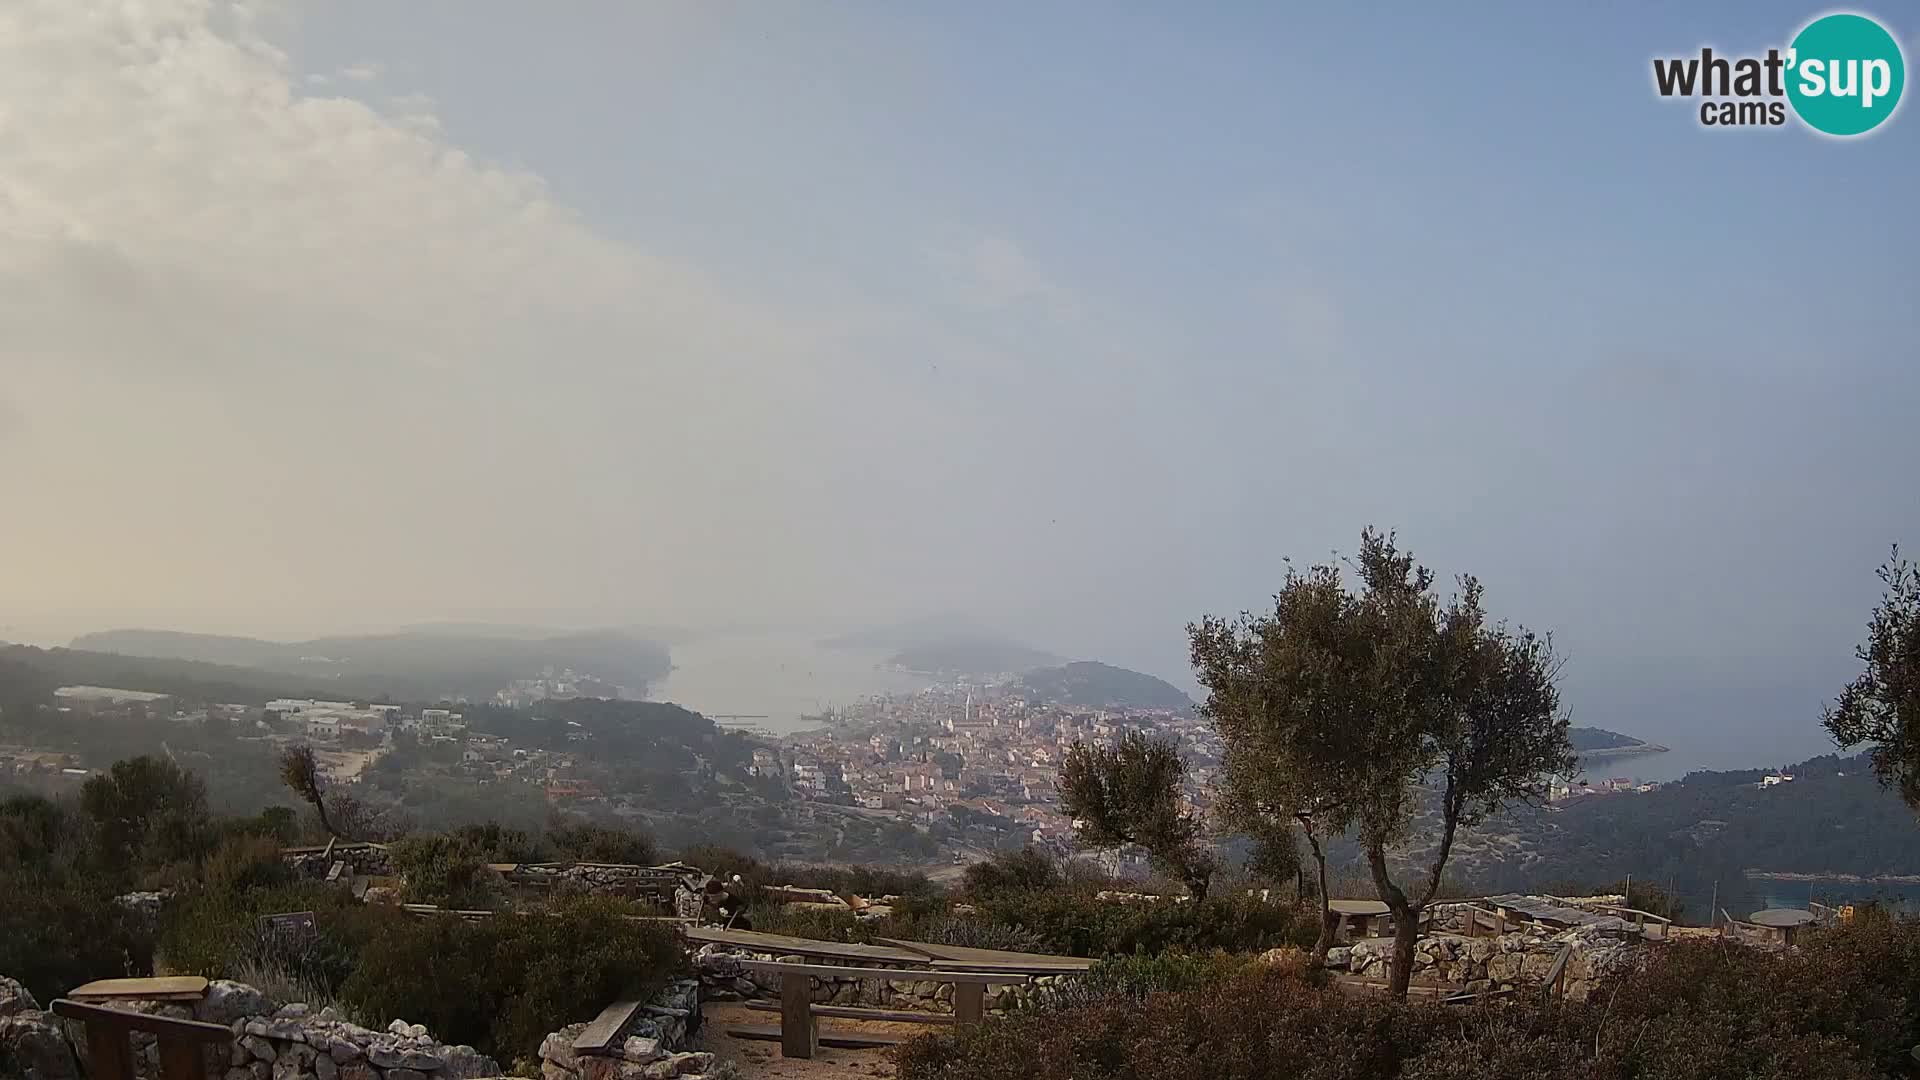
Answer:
695;1002;932;1079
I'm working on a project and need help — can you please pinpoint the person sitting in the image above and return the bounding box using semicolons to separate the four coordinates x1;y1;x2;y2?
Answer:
702;876;752;930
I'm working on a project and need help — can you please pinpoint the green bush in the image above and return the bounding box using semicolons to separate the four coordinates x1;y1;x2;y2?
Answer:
157;883;397;1002
547;822;658;866
970;887;1312;957
388;833;502;910
962;847;1060;896
0;871;151;1003
338;897;684;1060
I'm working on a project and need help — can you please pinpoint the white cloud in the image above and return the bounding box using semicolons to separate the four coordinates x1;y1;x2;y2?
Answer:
339;60;381;83
0;0;914;627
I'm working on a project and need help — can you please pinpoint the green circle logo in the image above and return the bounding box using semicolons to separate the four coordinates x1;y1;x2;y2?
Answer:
1786;13;1906;136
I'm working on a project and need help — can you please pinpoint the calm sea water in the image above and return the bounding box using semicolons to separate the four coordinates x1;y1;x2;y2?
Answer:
648;631;929;732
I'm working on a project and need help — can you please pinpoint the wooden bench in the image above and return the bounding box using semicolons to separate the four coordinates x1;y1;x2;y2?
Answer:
51;999;232;1080
68;977;210;1004
726;961;1030;1059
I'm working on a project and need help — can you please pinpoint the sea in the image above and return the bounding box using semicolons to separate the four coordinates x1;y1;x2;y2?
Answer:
646;630;929;733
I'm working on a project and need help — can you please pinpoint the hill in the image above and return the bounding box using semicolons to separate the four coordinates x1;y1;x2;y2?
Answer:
69;627;671;702
1015;661;1191;711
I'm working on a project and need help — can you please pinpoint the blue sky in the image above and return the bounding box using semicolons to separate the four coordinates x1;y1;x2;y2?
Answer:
3;1;1913;765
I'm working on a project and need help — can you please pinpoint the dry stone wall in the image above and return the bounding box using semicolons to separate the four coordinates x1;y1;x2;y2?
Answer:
694;944;1051;1014
1324;904;1639;1002
2;976;710;1080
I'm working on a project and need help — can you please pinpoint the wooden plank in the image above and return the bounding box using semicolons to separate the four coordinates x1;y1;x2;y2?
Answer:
157;1036;209;1080
84;1013;134;1080
69;977;209;1001
736;961;1029;985
571;999;645;1055
780;972;817;1060
51;1001;234;1043
743;1002;957;1025
876;938;1095;973
685;926;927;965
727;1025;906;1050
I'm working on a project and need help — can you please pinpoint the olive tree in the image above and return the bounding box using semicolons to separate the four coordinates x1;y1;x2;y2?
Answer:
1059;731;1217;900
1192;529;1573;997
1824;546;1920;809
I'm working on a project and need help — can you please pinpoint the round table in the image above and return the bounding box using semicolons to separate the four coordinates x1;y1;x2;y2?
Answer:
1748;907;1818;945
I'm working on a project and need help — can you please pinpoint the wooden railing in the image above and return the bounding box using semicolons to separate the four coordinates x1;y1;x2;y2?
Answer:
51;999;232;1080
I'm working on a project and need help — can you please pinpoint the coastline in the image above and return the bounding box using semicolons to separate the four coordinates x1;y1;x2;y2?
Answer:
1745;871;1920;885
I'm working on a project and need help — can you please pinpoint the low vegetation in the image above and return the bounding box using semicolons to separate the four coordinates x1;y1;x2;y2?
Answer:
901;918;1920;1080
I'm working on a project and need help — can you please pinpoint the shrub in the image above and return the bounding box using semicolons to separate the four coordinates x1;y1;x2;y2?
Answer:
0;871;151;1003
547;822;658;866
338;897;684;1059
900;928;1920;1080
962;847;1060;896
388;833;502;910
970;887;1312;957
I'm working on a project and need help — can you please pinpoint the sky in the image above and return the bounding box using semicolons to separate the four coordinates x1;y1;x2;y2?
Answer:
1;1;1915;761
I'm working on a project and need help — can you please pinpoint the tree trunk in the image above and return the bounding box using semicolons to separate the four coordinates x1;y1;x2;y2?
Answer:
1365;843;1418;1000
1302;825;1336;967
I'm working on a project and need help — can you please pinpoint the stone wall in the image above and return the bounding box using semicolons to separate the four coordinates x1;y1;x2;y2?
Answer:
534;981;711;1080
1325;912;1638;1003
1;976;711;1080
693;944;1059;1014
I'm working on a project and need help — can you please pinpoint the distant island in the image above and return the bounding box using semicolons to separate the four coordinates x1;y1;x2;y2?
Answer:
66;626;671;703
824;614;1063;676
1568;726;1668;758
1013;661;1191;711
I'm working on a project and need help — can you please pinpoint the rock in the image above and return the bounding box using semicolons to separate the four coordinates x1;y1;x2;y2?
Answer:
315;1053;338;1080
228;1069;256;1080
1464;979;1493;995
388;1070;429;1080
407;1025;428;1040
275;1004;311;1021
617;1037;663;1065
1466;938;1498;963
367;1045;405;1068
389;1020;413;1037
1520;952;1557;981
328;1040;365;1066
441;1045;499;1078
242;1036;278;1062
2;1011;82;1080
270;1054;309;1080
338;1066;376;1080
730;978;757;996
198;983;271;1027
1325;946;1353;969
1487;954;1523;984
0;976;41;1017
249;1061;273;1080
397;1050;444;1070
540;1026;587;1072
544;1065;580;1080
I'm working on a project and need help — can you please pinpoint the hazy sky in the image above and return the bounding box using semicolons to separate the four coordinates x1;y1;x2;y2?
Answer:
2;2;1915;757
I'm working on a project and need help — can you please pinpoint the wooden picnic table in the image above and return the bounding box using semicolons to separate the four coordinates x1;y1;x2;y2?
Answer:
52;999;231;1080
1327;899;1391;940
684;925;929;965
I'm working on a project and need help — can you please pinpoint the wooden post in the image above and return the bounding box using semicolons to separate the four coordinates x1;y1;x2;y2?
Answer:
1708;880;1718;932
1494;910;1506;936
954;981;986;1025
779;973;817;1060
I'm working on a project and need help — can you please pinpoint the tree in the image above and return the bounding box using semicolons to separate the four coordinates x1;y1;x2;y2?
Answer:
1193;529;1573;997
1193;575;1360;968
1058;731;1217;899
279;745;342;839
80;755;209;872
1824;546;1920;809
